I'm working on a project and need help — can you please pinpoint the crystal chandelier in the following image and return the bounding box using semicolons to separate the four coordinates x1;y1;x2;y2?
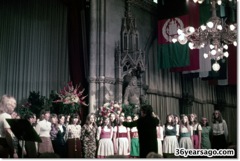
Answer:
172;0;237;71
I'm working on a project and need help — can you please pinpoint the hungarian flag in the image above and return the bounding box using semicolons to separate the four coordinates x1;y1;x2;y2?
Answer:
175;2;212;75
157;0;190;69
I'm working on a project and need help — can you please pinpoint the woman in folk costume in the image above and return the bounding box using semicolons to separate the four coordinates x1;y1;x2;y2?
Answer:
179;114;193;149
113;115;131;157
96;116;114;158
189;113;202;149
80;113;98;158
211;110;228;149
200;117;211;149
66;113;82;158
156;115;163;156
162;114;179;157
35;109;54;155
130;114;139;158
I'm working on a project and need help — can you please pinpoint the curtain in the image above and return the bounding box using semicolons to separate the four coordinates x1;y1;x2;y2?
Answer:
0;0;69;104
66;0;89;122
222;107;237;146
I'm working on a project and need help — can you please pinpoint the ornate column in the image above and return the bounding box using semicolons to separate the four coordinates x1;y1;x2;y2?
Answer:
115;0;146;105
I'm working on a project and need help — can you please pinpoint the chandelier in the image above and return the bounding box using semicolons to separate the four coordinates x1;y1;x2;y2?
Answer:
172;0;237;71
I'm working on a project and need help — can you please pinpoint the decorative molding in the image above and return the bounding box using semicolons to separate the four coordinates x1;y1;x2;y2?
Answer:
130;0;158;16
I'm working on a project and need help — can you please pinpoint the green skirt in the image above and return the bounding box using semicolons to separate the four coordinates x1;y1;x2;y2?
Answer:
130;138;139;157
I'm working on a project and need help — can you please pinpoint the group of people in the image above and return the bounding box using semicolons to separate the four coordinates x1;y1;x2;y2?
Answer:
0;94;230;158
161;112;229;157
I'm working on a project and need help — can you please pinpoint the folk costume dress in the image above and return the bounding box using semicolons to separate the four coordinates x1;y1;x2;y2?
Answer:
179;126;193;149
66;124;82;158
96;126;114;158
130;127;139;157
192;123;202;149
163;124;179;154
114;125;130;156
156;125;163;155
80;124;97;158
201;126;211;149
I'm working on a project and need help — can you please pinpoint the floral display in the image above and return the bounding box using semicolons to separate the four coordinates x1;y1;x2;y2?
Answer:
95;101;122;119
53;81;88;114
53;81;88;106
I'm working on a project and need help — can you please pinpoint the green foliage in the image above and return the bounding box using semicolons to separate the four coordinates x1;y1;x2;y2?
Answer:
16;91;47;118
27;91;47;118
122;104;135;117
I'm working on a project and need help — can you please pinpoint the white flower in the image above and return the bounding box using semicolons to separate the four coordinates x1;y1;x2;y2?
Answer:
113;103;120;108
103;102;110;107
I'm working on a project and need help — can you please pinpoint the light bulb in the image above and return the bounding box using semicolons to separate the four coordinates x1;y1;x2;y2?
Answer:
178;35;188;45
217;0;222;5
188;42;194;49
200;25;206;31
172;38;177;43
212;62;220;71
223;44;228;49
211;50;216;55
217;25;222;30
177;29;183;35
233;41;237;46
193;0;198;3
223;52;229;57
203;53;209;59
188;27;195;33
209;44;215;49
229;24;236;31
198;0;204;4
207;21;214;28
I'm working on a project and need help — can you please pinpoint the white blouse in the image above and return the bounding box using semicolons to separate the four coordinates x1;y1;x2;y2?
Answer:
0;113;11;138
35;119;51;137
212;120;228;139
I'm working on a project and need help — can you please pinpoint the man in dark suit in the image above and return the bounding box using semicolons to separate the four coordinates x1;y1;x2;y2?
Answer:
122;104;159;158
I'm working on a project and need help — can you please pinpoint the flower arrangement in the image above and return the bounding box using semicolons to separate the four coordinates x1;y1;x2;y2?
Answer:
95;101;122;119
53;81;88;114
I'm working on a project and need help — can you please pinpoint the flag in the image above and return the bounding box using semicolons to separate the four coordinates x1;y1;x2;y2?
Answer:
157;0;190;69
170;1;200;72
170;1;213;73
